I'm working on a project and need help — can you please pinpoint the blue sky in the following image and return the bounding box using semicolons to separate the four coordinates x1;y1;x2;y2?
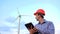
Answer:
0;0;60;34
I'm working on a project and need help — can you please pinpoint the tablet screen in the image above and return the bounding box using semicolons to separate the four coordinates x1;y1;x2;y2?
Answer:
25;23;34;30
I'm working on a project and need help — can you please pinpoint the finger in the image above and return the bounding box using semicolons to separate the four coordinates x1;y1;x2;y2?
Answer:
33;28;38;31
33;28;37;30
31;25;32;29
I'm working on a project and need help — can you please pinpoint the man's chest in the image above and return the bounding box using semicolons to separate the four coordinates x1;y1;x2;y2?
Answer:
35;23;49;31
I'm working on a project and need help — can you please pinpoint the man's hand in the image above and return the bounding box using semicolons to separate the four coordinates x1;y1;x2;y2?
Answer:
29;27;38;34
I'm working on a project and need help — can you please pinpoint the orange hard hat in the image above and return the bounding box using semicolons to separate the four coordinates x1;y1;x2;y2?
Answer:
34;9;45;16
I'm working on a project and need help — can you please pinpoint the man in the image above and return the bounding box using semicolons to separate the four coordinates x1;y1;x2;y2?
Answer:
29;9;55;34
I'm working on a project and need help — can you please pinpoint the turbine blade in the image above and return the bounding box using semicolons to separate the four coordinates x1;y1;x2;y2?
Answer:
21;15;31;16
17;8;20;15
12;16;19;22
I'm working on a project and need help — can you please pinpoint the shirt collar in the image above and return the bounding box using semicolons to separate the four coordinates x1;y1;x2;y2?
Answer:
38;19;46;24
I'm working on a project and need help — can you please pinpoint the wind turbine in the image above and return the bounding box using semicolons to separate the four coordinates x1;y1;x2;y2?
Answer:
15;8;30;34
6;8;31;34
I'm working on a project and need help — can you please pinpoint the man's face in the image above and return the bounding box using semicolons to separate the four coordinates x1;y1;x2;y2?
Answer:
35;14;40;21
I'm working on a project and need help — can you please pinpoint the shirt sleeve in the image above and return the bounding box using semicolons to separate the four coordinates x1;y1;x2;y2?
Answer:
42;22;55;34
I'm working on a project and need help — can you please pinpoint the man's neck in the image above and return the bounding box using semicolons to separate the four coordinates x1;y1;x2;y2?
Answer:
39;18;44;24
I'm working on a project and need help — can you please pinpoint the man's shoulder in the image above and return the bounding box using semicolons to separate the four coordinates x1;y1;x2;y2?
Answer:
35;20;54;26
45;20;54;26
46;20;53;24
44;19;52;23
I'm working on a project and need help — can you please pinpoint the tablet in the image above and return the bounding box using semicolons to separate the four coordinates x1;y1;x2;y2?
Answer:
25;22;34;30
25;22;39;34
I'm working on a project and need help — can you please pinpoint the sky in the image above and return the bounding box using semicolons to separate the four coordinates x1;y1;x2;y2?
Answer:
0;0;60;34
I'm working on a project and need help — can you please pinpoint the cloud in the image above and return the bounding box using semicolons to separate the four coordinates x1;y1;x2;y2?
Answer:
0;28;29;34
0;31;17;34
